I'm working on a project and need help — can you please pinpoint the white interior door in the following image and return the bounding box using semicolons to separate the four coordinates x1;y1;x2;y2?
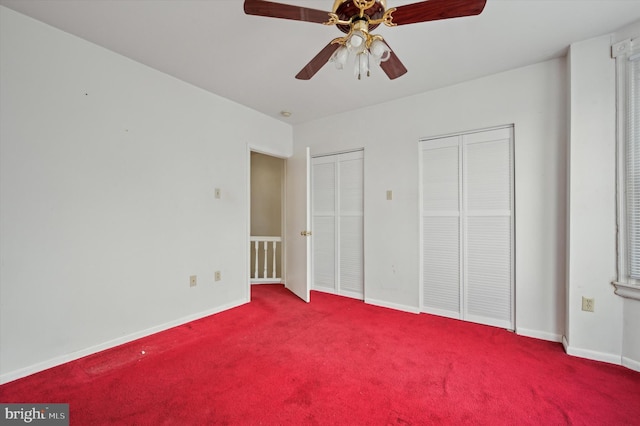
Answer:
284;147;311;302
311;150;364;299
420;127;514;329
304;147;312;300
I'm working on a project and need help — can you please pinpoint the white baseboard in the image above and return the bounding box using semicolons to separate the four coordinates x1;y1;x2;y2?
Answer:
0;298;247;385
365;297;420;314
562;336;623;366
313;287;364;301
622;356;640;372
516;327;563;342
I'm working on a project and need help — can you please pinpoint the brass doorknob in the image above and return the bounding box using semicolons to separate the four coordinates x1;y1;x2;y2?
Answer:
300;230;312;236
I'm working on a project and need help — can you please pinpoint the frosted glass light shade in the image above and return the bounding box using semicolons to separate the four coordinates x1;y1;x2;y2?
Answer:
370;39;391;64
347;31;366;54
330;46;349;70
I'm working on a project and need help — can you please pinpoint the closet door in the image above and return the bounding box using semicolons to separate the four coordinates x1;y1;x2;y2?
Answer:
420;127;514;330
338;152;364;298
311;150;364;299
463;128;514;329
311;157;336;292
421;137;462;319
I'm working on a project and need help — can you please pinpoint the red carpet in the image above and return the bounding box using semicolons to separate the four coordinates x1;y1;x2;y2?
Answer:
1;284;639;425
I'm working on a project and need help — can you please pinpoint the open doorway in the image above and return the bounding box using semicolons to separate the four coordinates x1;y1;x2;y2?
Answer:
250;151;285;285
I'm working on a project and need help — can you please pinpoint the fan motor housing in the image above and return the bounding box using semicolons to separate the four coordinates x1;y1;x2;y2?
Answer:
333;0;386;33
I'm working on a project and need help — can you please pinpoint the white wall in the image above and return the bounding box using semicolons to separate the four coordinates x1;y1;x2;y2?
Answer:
565;22;640;371
623;299;640;369
565;34;621;364
288;58;568;340
0;7;292;383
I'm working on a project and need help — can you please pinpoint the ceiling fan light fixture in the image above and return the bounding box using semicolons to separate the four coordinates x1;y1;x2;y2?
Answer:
245;0;487;81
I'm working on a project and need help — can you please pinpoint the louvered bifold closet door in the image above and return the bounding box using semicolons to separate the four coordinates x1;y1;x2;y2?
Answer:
311;151;364;299
421;137;462;319
420;127;514;330
338;151;364;298
463;128;514;329
312;158;336;291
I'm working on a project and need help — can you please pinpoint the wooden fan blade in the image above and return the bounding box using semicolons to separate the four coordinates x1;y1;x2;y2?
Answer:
295;42;341;80
390;0;487;26
244;0;331;24
379;42;407;80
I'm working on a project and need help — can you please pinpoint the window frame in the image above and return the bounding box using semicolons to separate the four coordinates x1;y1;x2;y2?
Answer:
612;36;640;300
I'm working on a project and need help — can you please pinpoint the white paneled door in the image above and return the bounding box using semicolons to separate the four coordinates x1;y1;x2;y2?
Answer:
420;127;514;329
311;150;364;299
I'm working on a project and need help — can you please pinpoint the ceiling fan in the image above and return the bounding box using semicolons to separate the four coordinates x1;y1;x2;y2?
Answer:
244;0;487;80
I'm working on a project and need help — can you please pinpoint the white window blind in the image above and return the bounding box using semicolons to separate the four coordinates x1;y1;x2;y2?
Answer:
627;50;640;279
613;36;640;299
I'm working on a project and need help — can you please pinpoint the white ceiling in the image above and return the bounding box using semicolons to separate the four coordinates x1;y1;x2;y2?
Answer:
2;0;640;124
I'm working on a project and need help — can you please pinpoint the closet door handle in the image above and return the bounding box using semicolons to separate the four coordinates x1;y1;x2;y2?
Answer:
300;230;312;236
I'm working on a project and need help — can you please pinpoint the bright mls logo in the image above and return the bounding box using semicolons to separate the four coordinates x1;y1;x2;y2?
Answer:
1;404;68;425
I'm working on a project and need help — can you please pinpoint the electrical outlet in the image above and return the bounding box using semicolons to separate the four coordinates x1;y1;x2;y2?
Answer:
190;275;197;287
581;296;594;312
215;271;221;282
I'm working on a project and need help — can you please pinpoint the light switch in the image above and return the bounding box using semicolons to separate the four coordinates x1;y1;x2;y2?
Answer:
386;190;393;200
215;188;221;199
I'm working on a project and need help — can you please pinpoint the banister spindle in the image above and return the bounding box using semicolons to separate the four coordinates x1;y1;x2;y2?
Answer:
272;241;277;279
254;241;259;279
263;241;268;278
